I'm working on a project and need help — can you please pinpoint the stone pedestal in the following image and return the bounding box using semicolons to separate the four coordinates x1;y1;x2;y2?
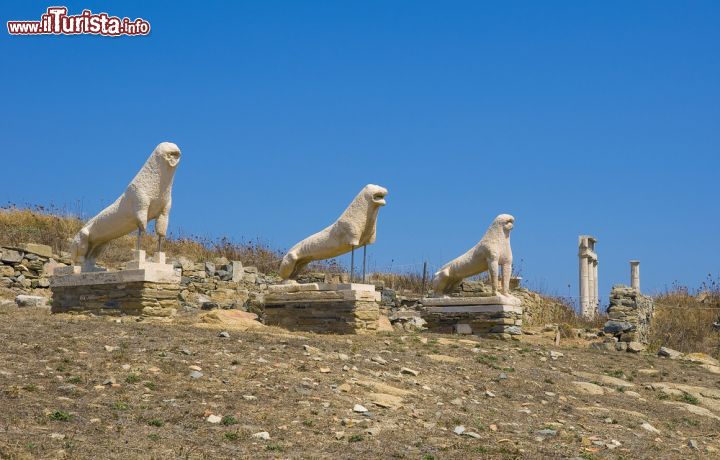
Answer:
50;252;180;316
421;296;523;340
264;283;381;334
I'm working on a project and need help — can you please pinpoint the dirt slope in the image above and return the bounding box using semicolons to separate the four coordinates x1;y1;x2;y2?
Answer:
1;305;718;459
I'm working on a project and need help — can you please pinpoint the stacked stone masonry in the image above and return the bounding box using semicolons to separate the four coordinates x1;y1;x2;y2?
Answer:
174;257;271;314
0;244;69;292
264;285;381;334
422;304;523;340
52;281;179;316
603;284;654;344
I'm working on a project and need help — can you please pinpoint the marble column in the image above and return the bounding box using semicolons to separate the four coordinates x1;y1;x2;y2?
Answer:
593;260;599;311
578;235;598;318
587;258;595;311
579;255;589;315
630;260;640;292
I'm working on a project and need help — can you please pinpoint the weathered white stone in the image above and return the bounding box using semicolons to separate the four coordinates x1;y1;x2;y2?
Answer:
51;252;179;287
206;414;222;424
588;256;595;309
69;142;181;268
572;370;635;389
658;346;684;359
578;235;599;318
572;381;605;395
230;261;244;283
266;288;380;303
353;404;368;413
53;265;82;276
42;259;65;276
268;282;376;294
593;260;599;312
432;214;516;297
630;260;640;291
14;243;53;258
424;304;522;314
640;422;661;434
422;296;521;308
278;184;388;280
1;248;23;263
15;295;49;308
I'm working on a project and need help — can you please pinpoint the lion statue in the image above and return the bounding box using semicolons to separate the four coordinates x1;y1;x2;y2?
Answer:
70;142;181;267
431;214;515;296
278;184;388;280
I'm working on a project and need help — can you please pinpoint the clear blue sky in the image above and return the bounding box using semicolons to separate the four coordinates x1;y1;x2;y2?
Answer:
2;1;719;305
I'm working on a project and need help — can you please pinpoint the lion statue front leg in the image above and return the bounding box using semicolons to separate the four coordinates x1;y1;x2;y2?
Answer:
500;260;512;295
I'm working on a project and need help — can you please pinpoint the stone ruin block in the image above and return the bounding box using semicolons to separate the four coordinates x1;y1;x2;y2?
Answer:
421;297;523;340
264;283;381;334
50;253;180;317
51;281;179;316
1;243;61;290
603;284;654;344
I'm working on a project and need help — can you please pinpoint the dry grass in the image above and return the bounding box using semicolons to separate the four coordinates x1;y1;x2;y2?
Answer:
368;271;428;295
523;292;607;331
649;278;720;358
0;204;83;255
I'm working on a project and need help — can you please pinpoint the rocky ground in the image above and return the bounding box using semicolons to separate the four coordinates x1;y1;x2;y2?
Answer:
1;304;719;459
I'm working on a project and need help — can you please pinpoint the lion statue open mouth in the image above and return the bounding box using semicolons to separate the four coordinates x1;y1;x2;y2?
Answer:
70;142;181;268
432;214;515;297
279;184;388;280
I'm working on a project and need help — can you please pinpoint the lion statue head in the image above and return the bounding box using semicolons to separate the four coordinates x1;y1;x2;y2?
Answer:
155;142;181;168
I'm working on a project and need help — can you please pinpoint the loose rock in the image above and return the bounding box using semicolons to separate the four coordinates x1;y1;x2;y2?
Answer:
640;422;661;434
572;381;605;395
658;347;683;359
353;404;368;413
252;431;270;440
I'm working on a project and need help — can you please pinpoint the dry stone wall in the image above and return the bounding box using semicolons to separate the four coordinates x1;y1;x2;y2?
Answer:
52;281;179;316
173;257;279;316
603;284;654;346
0;244;69;293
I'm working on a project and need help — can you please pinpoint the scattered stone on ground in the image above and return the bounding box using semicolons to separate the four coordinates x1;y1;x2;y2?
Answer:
1;303;719;458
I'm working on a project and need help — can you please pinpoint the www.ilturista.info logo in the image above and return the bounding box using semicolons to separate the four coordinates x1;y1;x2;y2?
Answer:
7;6;150;36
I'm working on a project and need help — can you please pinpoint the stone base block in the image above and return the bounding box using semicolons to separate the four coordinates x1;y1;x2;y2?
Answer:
421;297;523;340
265;283;380;334
422;294;521;307
268;282;378;295
50;258;180;316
